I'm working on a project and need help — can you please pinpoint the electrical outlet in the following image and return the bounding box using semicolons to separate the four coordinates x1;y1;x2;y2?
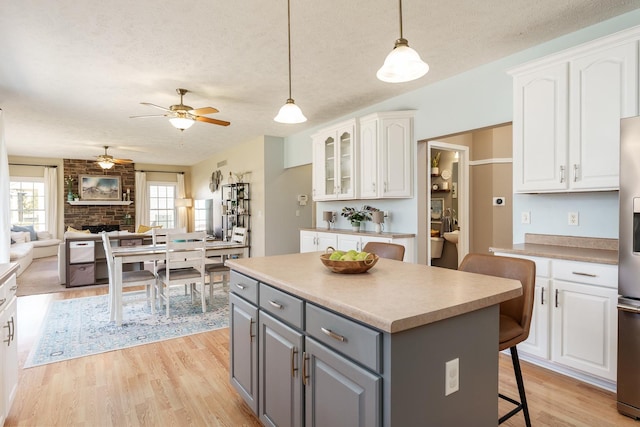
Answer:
521;211;531;224
445;358;459;396
568;212;579;226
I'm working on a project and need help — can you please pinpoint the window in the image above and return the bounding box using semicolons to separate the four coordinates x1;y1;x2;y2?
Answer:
10;178;46;231
148;183;176;229
193;199;207;232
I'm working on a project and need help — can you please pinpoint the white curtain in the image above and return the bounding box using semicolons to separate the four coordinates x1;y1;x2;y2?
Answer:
135;171;148;230
44;166;58;238
176;173;187;230
0;110;10;263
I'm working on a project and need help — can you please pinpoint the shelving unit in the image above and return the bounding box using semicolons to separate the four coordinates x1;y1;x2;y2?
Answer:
222;183;251;248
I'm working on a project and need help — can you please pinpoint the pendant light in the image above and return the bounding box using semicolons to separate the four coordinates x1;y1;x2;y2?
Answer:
274;0;307;124
377;0;429;83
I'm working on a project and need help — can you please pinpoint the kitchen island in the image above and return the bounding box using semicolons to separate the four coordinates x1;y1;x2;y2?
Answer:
226;252;522;426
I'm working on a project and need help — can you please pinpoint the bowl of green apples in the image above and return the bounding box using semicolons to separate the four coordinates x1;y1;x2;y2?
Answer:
320;247;379;274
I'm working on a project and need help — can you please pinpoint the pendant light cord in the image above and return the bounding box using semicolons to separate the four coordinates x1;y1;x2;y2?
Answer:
398;0;403;39
287;0;292;100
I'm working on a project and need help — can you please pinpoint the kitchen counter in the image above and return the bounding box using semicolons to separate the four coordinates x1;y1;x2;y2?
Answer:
300;227;415;239
226;251;521;333
490;233;618;265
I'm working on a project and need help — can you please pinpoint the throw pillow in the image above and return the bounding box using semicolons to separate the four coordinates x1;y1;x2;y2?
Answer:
137;225;162;233
10;231;27;244
66;226;90;234
11;224;37;241
37;231;52;240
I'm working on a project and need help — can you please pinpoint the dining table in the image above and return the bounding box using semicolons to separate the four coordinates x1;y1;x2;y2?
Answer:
109;240;248;325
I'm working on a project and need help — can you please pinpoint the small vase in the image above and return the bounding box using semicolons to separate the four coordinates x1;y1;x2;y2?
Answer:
67;191;74;201
432;166;440;176
351;221;361;232
374;223;382;233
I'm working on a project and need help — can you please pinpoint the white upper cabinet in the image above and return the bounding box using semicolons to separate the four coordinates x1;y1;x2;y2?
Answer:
312;119;357;201
511;28;639;193
359;111;414;199
569;42;638;190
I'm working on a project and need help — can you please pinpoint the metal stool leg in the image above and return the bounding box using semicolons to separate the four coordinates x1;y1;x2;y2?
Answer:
498;346;531;427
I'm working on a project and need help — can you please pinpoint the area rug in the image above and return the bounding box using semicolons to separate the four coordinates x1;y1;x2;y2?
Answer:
16;256;68;296
25;288;229;368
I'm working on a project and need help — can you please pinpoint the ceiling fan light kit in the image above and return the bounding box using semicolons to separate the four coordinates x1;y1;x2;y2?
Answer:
131;88;230;130
96;146;133;169
377;0;429;83
274;0;307;124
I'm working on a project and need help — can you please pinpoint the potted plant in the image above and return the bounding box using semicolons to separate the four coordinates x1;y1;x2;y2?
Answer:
431;152;441;176
341;206;376;231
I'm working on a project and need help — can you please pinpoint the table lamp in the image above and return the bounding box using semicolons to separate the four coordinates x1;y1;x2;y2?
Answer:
322;211;335;229
372;211;385;233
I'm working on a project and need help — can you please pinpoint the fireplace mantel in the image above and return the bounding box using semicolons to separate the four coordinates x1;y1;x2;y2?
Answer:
67;201;133;206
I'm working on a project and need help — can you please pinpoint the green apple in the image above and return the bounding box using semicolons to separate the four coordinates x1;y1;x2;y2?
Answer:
355;251;369;261
340;253;356;261
329;251;343;261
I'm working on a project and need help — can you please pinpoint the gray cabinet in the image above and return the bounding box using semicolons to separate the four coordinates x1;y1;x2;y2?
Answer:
229;293;258;413
304;337;380;427
258;312;304;427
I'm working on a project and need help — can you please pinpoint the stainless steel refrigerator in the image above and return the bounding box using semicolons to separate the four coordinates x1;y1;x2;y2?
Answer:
618;115;640;419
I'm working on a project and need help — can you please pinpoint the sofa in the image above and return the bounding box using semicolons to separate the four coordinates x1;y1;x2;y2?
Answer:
10;228;62;277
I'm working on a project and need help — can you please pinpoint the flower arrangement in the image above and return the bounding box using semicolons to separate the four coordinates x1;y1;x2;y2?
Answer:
64;175;75;190
341;205;379;225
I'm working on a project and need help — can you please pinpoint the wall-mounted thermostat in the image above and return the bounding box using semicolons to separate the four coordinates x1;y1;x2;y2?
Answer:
297;194;308;206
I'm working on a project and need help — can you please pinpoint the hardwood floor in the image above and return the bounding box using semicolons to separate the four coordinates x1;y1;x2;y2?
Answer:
8;288;638;426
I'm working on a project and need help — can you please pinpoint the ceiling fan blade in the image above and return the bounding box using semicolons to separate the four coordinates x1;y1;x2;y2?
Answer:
113;159;133;164
195;116;231;127
190;106;219;115
140;102;171;112
129;114;168;119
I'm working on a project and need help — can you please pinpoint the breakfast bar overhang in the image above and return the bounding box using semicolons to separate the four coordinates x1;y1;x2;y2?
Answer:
227;252;522;426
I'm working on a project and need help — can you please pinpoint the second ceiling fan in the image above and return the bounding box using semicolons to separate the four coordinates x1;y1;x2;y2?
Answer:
130;88;230;131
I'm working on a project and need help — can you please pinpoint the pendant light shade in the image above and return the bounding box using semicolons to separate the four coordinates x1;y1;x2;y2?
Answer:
98;160;115;170
274;0;307;124
377;0;429;83
275;98;307;124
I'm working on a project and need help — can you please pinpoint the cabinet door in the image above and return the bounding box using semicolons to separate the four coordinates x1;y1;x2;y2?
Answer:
336;123;356;200
315;232;337;253
569;42;638;190
2;297;17;419
304;337;381;427
259;312;303;427
229;293;259;414
337;234;361;252
513;63;569;192
518;278;551;359
359;118;378;199
311;135;332;201
300;231;317;253
551;280;617;380
380;116;412;198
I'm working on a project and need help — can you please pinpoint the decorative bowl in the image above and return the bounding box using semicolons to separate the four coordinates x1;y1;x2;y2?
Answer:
319;252;379;274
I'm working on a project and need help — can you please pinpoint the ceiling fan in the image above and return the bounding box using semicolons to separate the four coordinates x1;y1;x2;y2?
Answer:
96;146;132;169
130;88;231;130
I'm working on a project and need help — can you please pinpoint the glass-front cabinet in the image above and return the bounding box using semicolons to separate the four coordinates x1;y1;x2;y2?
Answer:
312;119;356;201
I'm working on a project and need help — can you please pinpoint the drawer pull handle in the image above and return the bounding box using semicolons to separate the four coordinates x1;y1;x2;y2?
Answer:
10;286;17;292
302;351;309;386
560;165;565;183
291;347;298;378
540;287;545;305
618;303;640;314
269;300;284;310
321;327;346;342
0;298;5;308
235;283;246;290
555;289;559;308
572;271;597;278
249;318;255;342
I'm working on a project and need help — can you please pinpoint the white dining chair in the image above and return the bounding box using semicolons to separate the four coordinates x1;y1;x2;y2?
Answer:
205;227;248;295
102;232;157;324
156;231;207;315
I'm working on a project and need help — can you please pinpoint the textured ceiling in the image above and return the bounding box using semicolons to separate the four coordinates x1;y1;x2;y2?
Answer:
1;0;638;166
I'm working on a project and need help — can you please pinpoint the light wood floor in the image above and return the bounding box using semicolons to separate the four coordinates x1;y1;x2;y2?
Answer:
7;288;638;426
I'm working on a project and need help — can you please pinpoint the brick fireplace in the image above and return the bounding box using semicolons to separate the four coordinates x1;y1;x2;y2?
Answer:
63;159;136;232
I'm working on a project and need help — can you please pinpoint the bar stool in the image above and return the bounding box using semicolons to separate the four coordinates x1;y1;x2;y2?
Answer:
459;253;536;427
362;241;405;261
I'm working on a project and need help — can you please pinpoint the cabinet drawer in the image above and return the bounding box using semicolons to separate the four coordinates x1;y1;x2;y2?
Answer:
552;260;617;288
492;252;551;277
259;284;304;329
306;303;381;373
69;241;95;263
230;271;259;305
3;273;17;303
